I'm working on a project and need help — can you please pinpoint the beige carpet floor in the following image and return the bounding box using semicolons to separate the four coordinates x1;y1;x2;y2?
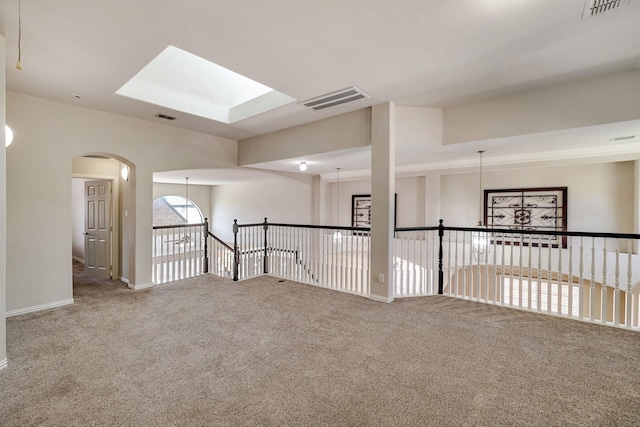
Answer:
1;265;640;426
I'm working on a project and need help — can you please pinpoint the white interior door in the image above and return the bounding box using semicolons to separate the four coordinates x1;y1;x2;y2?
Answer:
84;180;112;279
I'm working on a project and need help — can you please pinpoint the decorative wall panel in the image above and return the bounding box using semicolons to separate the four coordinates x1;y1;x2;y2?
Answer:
485;187;567;247
351;194;397;231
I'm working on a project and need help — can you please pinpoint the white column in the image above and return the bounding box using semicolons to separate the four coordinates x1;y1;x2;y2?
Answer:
369;103;395;302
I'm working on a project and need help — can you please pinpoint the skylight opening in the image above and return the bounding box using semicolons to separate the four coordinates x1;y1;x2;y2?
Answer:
116;46;296;124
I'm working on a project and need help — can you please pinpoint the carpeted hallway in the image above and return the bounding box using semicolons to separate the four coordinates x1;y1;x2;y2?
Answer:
1;265;640;426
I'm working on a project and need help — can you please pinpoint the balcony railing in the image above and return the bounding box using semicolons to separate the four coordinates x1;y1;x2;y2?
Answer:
152;218;640;331
395;221;640;330
231;218;640;330
152;219;234;284
233;219;371;297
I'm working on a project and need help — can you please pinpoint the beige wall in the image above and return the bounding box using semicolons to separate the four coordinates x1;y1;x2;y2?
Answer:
326;161;633;233
325;175;439;229
441;161;634;232
395;106;442;147
238;109;371;165
211;175;313;243
443;70;640;145
0;35;7;367
6;91;237;312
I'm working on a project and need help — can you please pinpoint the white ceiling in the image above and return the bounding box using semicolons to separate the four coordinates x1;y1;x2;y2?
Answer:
2;0;640;183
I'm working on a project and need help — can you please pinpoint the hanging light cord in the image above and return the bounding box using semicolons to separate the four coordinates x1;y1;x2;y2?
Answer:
185;177;189;224
478;151;485;226
336;168;341;225
16;0;22;70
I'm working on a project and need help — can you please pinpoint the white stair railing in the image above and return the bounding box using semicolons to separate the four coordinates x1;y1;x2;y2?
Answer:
394;222;640;331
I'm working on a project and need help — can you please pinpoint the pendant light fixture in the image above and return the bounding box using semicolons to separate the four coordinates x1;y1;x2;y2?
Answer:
333;168;343;245
184;176;190;224
472;151;490;262
176;176;191;246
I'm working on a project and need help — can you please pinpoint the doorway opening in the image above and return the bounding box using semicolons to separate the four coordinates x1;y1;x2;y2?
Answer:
71;154;134;284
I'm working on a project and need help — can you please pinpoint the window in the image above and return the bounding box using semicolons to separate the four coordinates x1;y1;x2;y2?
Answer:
153;196;203;226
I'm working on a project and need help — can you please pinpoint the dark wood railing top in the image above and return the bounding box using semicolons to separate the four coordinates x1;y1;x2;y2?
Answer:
153;222;206;230
396;224;640;240
208;231;233;251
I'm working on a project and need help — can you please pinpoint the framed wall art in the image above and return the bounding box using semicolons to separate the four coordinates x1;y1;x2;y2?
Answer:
351;194;397;231
485;187;567;248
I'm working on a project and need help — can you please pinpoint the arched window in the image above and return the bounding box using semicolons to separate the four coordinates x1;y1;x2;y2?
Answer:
153;196;204;226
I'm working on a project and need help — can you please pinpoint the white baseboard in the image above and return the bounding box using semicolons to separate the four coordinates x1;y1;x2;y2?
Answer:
72;256;85;264
0;358;7;371
127;282;154;291
6;299;75;318
368;294;394;303
120;277;130;285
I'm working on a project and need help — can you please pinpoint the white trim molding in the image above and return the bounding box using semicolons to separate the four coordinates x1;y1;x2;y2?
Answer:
127;282;154;291
0;358;7;371
368;294;394;304
72;256;85;264
6;299;74;318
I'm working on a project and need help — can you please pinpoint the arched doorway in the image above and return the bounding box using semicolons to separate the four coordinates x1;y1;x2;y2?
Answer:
71;154;135;284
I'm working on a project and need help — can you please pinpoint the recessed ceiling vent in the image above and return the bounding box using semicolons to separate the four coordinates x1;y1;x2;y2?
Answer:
610;135;636;142
300;86;369;111
582;0;629;18
155;113;177;120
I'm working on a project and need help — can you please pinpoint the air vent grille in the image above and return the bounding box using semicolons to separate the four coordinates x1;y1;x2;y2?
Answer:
610;135;636;142
582;0;629;18
155;113;177;120
300;86;370;111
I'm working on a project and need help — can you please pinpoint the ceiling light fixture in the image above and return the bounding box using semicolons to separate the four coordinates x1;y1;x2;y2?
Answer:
5;125;14;147
472;151;490;262
299;162;307;172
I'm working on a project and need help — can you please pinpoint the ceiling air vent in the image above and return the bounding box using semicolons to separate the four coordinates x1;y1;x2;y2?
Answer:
300;86;369;111
155;113;177;120
582;0;630;18
610;135;636;142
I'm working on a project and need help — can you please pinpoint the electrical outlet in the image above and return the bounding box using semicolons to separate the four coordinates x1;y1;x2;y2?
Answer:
376;273;385;283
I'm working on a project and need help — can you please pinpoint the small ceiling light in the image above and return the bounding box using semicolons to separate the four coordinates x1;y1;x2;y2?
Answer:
121;165;130;181
5;125;14;147
299;162;307;171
